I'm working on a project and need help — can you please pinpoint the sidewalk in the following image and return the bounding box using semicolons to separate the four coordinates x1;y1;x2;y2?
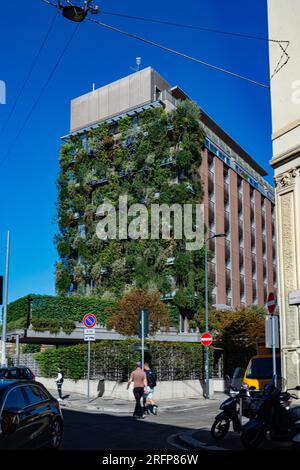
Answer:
49;389;226;414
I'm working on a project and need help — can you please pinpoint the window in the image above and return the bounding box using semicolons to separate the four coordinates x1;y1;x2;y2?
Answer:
23;386;48;406
155;87;161;100
3;387;26;411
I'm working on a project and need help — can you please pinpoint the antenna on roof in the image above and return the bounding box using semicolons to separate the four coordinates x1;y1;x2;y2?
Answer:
130;57;142;72
92;83;96;92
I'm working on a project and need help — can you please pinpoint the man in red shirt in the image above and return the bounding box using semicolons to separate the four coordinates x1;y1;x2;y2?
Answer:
128;361;147;418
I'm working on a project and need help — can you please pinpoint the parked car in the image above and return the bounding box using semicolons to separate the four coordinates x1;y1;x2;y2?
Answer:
0;379;63;449
0;366;36;381
243;355;282;390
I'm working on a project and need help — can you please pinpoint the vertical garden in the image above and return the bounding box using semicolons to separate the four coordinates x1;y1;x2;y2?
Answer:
56;100;207;325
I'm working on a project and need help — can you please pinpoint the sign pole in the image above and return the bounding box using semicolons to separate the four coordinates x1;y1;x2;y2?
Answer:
267;292;277;388
87;339;91;401
1;231;10;367
82;314;97;401
141;309;145;370
272;314;277;387
204;240;209;399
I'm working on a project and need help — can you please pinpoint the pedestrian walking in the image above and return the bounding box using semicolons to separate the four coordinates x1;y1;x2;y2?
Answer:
55;367;64;401
127;361;147;418
143;362;158;415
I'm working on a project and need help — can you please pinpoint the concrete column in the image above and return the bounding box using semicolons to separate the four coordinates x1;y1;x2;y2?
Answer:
274;169;300;388
265;199;275;294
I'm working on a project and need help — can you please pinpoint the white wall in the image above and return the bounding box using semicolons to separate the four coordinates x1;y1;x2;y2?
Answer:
37;377;223;400
268;0;300;159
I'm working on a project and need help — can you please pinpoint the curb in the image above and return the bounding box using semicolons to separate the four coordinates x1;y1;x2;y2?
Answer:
60;400;214;414
177;431;228;451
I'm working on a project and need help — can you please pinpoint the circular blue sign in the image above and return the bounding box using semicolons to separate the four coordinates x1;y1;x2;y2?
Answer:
82;313;97;328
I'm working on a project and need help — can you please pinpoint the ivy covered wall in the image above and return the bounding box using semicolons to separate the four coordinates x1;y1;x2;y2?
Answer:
56;100;206;322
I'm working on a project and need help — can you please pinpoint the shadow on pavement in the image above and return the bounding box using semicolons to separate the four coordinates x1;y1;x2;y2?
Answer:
61;408;197;451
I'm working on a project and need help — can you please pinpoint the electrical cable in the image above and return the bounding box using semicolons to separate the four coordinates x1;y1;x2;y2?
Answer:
0;23;80;169
0;11;59;139
88;18;269;89
100;9;288;45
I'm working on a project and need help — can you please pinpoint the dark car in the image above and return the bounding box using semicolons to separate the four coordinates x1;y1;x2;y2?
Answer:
0;366;36;381
0;380;63;450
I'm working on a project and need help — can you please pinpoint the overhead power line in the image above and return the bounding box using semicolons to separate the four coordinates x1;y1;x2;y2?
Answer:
0;23;80;169
0;11;59;139
88;18;269;89
100;10;288;45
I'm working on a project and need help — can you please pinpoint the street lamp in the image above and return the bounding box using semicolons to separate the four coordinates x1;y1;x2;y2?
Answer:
204;232;226;399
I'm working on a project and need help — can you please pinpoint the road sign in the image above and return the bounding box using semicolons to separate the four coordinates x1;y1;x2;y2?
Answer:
82;313;97;328
138;309;149;339
84;335;95;341
267;292;276;315
134;342;151;353
265;317;279;348
200;332;213;346
84;329;95;335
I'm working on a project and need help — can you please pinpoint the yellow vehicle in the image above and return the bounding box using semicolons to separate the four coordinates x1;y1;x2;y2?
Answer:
243;354;281;390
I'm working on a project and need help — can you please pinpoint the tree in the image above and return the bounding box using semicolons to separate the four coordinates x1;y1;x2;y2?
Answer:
106;288;170;336
194;305;267;375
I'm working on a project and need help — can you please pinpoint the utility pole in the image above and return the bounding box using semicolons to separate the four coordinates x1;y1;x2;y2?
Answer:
1;231;10;367
204;232;226;399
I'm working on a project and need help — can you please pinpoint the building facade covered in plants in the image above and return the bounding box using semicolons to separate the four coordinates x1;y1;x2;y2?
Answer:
56;67;276;332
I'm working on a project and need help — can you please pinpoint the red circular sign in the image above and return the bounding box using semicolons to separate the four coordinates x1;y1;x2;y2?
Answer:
201;332;213;346
82;313;97;328
267;292;276;315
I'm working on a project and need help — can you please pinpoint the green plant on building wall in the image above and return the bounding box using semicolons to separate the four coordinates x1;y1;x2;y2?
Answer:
56;100;207;324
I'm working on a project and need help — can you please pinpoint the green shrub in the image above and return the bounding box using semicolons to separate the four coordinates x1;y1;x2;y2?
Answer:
22;344;41;354
36;339;213;381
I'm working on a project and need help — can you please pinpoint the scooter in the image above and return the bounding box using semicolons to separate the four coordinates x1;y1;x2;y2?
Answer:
240;383;300;449
211;385;261;440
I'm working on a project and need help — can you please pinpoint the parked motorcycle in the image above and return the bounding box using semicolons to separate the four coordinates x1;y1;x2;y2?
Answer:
211;385;261;440
240;382;300;449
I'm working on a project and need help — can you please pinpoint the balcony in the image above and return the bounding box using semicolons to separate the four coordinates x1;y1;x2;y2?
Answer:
208;262;216;283
252;279;257;301
238;197;243;214
208;171;214;194
263;261;267;280
224;183;229;202
239;248;244;268
252;255;256;274
224;211;230;234
240;275;245;296
226;268;231;289
160;291;176;301
225;239;231;262
238;219;243;240
160;156;174;167
262;238;266;256
251;229;256;248
165;256;175;266
89;178;101;187
208;200;215;224
99;176;108;185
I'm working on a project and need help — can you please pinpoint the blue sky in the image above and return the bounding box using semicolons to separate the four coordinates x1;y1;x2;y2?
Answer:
0;0;272;302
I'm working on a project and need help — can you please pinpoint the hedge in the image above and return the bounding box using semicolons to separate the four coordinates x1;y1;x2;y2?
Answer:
36;339;213;382
5;294;180;334
6;294;114;334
